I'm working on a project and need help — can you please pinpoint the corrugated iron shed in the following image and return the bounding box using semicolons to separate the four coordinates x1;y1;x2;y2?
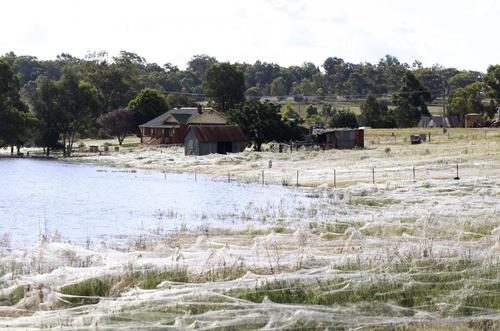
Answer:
186;125;247;142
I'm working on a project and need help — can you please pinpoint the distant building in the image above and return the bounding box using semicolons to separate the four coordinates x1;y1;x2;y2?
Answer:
464;113;483;128
183;125;247;156
139;106;227;145
312;128;364;149
417;116;431;128
418;115;462;128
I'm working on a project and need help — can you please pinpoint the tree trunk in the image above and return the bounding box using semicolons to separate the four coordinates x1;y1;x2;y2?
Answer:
10;145;14;155
67;130;76;157
62;132;67;156
46;146;50;157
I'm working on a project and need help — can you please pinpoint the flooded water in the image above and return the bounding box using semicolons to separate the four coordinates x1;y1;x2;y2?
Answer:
0;159;309;247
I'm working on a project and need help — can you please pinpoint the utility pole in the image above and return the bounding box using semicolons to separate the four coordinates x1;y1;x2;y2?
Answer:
442;78;447;135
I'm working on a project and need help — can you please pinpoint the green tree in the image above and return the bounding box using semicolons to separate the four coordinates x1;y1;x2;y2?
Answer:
329;109;358;128
282;105;301;120
57;71;101;156
31;76;62;156
485;65;500;104
128;88;169;128
359;95;390;127
291;78;316;96
227;100;303;151
187;54;217;82
378;54;409;92
85;61;132;113
203;63;245;111
0;108;38;154
245;86;261;97
447;71;483;92
165;93;194;109
449;82;494;117
0;60;36;154
392;71;431;127
271;77;287;96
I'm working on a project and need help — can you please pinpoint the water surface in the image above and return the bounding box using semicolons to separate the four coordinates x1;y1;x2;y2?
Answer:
0;159;309;247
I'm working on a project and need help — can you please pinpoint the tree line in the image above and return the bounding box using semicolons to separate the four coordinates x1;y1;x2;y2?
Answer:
0;50;499;153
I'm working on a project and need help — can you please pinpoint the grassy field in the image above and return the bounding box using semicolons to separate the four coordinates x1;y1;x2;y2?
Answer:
1;129;498;329
282;102;445;119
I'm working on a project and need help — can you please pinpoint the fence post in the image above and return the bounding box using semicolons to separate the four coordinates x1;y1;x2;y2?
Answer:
296;170;299;187
334;169;336;188
261;170;264;187
372;168;375;184
454;164;460;180
228;172;230;183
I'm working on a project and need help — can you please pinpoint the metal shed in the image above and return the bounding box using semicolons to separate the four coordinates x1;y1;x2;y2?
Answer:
183;125;247;156
313;128;364;149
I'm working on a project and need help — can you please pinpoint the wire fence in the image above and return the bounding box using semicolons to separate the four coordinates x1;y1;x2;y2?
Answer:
187;160;498;188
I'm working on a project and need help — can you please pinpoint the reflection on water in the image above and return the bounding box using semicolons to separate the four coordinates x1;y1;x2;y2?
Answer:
0;159;310;246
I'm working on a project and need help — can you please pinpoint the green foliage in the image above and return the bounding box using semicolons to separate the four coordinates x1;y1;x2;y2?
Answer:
329;109;358;128
31;76;62;155
187;54;217;83
291;78;317;96
133;268;189;289
270;77;287;96
229;261;500;316
227;100;303;151
448;71;483;92
60;278;111;305
359;95;394;128
305;105;318;117
485;64;500;103
56;70;101;155
449;82;494;117
392;71;432;127
0;60;36;152
165;92;194;109
281;105;300;120
128;88;169;128
203;63;245;111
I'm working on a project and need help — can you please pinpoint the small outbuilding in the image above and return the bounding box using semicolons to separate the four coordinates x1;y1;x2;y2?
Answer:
312;128;364;149
183;125;247;156
464;113;483;128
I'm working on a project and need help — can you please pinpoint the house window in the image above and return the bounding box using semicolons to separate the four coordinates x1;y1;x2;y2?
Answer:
144;128;151;136
169;129;175;137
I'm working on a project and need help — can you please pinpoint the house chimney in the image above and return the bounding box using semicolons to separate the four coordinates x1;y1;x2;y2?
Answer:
197;104;203;114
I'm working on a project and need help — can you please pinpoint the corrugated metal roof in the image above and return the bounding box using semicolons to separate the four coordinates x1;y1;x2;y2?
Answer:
186;125;247;142
139;108;215;127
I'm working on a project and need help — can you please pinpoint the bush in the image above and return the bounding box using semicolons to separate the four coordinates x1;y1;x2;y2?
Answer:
329;109;358;128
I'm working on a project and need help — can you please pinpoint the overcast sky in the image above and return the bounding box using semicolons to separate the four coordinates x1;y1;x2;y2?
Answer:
1;0;499;71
